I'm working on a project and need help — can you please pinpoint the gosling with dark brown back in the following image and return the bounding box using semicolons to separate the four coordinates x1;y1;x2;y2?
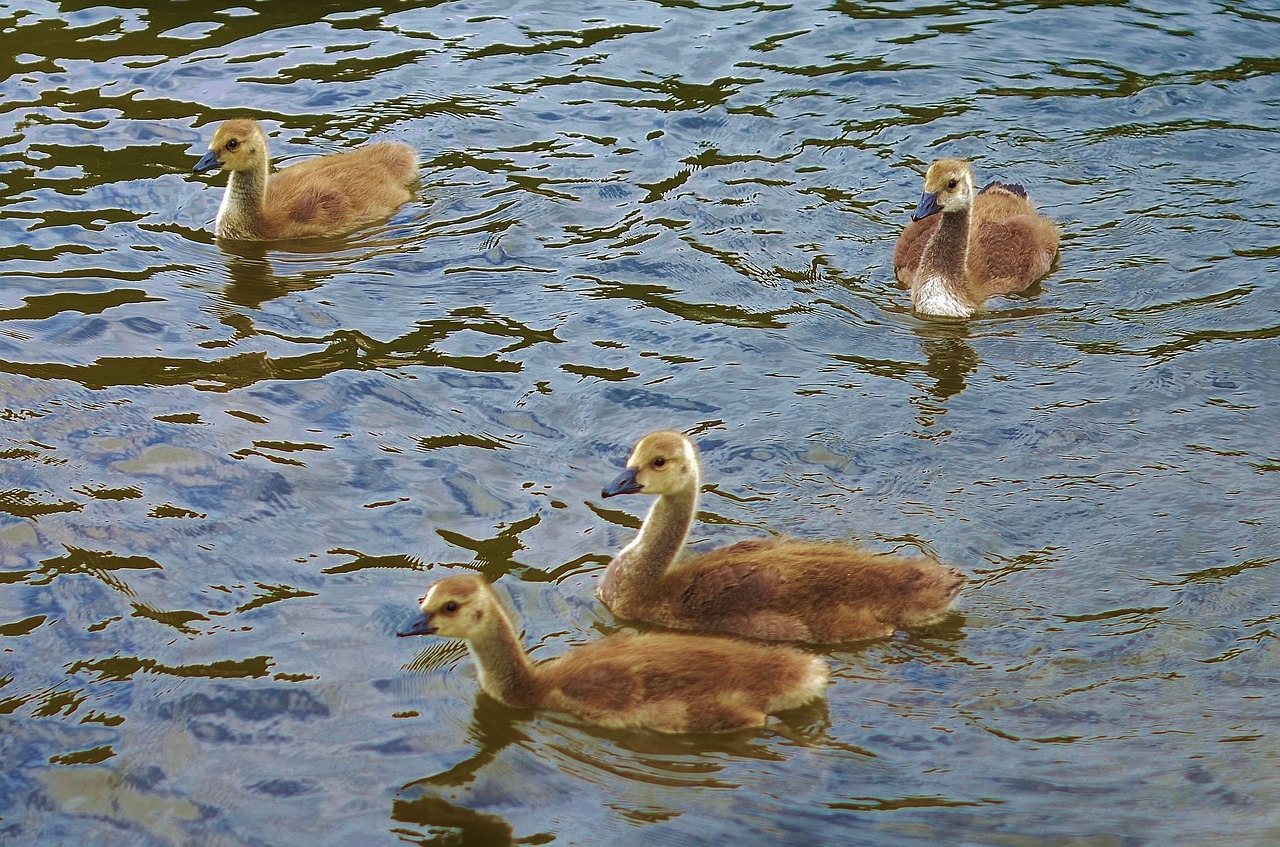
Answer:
599;430;966;643
893;158;1059;318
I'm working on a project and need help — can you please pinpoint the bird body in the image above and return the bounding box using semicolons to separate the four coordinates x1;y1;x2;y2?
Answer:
399;574;828;734
893;158;1059;318
193;118;416;240
599;430;966;642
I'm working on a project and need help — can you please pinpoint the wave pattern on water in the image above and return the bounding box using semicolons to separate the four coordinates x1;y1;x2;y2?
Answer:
1;0;1278;845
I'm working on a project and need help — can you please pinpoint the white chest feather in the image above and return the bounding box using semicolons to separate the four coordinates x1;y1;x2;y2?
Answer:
912;275;974;318
215;189;231;230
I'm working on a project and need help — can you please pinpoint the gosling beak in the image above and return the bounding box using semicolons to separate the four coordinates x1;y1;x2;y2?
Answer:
396;612;436;637
193;150;223;174
602;467;643;498
911;189;942;222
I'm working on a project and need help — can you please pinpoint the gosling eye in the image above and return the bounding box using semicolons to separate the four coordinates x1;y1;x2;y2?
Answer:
947;178;957;189
652;456;666;468
443;601;459;613
226;139;240;151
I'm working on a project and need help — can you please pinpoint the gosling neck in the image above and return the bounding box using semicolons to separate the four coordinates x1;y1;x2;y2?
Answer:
464;611;541;709
913;205;976;317
602;479;699;607
216;159;269;239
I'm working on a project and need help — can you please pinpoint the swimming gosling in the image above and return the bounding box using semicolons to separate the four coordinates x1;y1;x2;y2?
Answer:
893;158;1059;318
398;573;828;734
192;118;417;240
600;430;966;643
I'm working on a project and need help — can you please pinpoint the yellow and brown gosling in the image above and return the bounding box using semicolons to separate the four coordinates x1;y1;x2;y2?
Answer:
600;430;966;643
398;573;828;734
193;118;417;240
893;158;1059;318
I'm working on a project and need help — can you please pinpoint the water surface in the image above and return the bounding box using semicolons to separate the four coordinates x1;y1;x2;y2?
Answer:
1;1;1278;844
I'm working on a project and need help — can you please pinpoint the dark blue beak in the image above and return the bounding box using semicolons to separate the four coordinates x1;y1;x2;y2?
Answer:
193;150;223;174
602;467;643;498
911;190;942;222
397;612;436;637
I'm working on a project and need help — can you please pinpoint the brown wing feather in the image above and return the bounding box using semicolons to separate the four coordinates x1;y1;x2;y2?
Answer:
679;564;782;615
657;539;965;642
971;214;1060;296
263;142;416;238
540;632;826;732
553;656;639;711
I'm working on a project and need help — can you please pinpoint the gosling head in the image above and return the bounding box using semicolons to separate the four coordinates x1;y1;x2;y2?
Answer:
397;574;492;640
911;158;977;221
193;118;269;175
602;429;700;499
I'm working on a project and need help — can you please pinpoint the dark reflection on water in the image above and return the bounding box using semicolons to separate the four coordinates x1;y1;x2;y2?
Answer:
2;0;1279;844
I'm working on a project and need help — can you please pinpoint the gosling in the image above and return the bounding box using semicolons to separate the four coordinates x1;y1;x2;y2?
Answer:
893;158;1059;318
398;573;828;734
600;430;966;643
192;118;417;240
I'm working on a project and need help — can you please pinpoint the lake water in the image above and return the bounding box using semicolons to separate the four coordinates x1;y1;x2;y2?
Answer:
2;0;1278;844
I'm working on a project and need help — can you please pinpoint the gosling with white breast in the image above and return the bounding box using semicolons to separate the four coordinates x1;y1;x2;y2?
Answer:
600;430;966;643
193;118;417;240
398;574;827;734
893;158;1059;318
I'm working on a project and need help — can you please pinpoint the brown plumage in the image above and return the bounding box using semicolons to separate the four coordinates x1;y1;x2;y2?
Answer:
599;430;966;643
398;574;828;734
192;118;417;240
893;158;1059;318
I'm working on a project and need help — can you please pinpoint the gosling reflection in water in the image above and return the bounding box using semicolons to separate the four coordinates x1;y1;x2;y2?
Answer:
215;240;333;310
392;793;517;847
917;322;981;404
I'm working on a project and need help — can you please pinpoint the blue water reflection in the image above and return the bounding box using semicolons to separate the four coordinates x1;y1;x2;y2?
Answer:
1;1;1278;845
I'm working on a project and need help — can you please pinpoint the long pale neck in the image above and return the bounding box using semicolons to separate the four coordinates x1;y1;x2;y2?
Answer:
465;612;540;708
217;159;269;237
606;479;699;600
